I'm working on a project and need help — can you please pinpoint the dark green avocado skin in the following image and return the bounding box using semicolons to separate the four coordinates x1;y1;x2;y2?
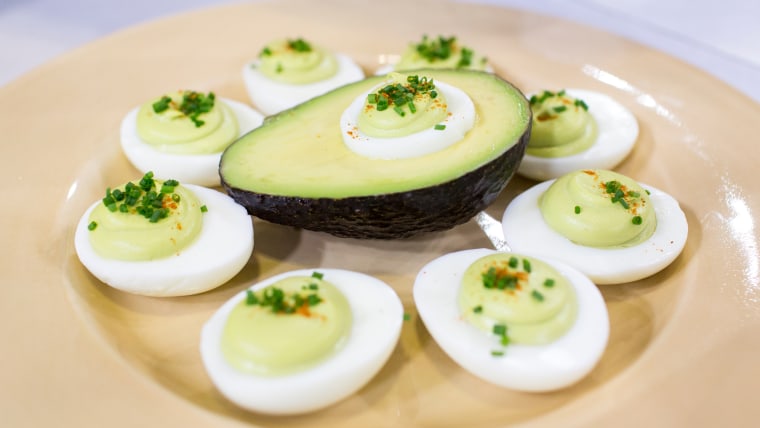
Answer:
221;130;530;239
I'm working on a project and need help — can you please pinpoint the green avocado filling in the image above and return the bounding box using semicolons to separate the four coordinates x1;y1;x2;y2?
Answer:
87;172;204;261
136;90;239;154
358;74;448;138
527;90;597;157
459;253;577;351
540;169;657;247
256;38;339;84
221;273;352;376
395;35;488;71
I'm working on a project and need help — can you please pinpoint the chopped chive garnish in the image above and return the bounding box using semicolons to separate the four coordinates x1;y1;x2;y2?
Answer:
522;258;532;273
530;90;589;114
482;267;496;288
434;124;446;130
287;38;312;52
306;294;322;306
245;289;258;305
366;75;437;117
311;271;324;280
149;209;165;223
492;323;510;349
403;313;411;321
413;36;477;68
200;205;208;213
508;257;518;268
605;180;621;194
100;172;184;223
457;47;473;68
87;221;98;231
491;350;505;357
492;324;507;336
531;290;545;302
481;266;518;290
544;278;555;288
530;90;555;105
245;282;324;314
574;98;589;110
473;305;483;313
152;91;215;128
415;35;455;62
603;179;644;215
574;205;581;214
152;96;172;113
632;215;643;225
500;334;510;346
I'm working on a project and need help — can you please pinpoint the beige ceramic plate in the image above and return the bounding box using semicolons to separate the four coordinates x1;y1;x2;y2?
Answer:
2;0;760;426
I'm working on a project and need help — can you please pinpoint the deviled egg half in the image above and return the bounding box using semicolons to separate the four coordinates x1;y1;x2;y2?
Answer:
376;34;491;75
200;269;403;415
414;248;609;392
120;90;264;187
242;37;365;115
74;172;253;296
517;89;639;181
502;169;688;284
340;73;476;159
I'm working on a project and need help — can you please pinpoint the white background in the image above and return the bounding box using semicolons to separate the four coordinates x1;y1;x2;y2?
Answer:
1;0;758;104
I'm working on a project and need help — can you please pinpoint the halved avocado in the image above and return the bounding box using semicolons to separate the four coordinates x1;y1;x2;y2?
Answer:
220;69;531;239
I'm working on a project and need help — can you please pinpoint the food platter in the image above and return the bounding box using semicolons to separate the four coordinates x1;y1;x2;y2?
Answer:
2;0;759;426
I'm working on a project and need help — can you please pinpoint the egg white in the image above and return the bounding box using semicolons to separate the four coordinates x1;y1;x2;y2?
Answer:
200;268;403;415
413;248;609;392
120;98;264;187
242;53;365;115
74;184;253;297
518;89;639;181
340;80;476;159
501;179;688;284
